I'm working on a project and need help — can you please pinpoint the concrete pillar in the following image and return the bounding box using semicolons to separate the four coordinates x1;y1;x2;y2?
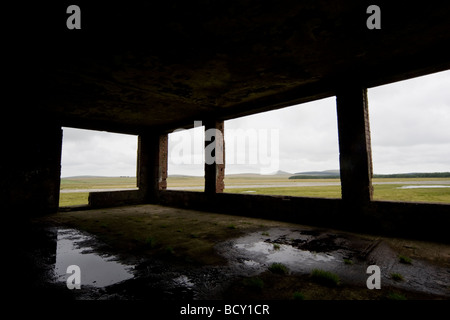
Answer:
204;120;225;194
137;133;168;203
1;124;62;215
336;86;373;204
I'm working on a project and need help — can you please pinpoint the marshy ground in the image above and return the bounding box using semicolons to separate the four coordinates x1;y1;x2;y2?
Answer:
59;176;450;206
28;204;450;301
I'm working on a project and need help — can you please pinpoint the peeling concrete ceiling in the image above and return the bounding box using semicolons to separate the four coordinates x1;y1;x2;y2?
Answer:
11;1;450;134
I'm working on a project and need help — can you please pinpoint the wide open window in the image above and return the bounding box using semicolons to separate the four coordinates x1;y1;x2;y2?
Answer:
167;124;205;191
60;127;138;207
368;70;450;203
224;97;341;198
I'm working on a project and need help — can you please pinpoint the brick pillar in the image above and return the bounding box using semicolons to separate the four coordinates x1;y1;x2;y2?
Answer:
204;120;225;194
336;86;373;204
1;124;62;215
137;133;168;203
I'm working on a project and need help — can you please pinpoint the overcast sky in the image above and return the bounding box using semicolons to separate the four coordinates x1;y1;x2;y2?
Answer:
61;70;450;177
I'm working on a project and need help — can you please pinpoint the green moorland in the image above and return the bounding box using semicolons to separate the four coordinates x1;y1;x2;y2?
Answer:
60;176;137;190
59;176;450;207
226;182;450;203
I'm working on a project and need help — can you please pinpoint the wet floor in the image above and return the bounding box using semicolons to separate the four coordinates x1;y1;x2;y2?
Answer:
219;229;350;276
46;226;450;299
54;228;134;288
217;228;450;297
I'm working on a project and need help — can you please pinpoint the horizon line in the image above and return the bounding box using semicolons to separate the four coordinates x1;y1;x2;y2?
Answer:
61;170;450;179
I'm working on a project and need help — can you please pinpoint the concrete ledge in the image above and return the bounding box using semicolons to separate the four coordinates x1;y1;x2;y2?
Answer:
82;189;450;243
159;190;342;228
158;190;450;243
362;200;450;242
89;190;145;208
58;204;91;212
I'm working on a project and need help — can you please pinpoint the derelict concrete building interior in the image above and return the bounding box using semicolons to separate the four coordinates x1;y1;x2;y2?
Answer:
4;1;450;245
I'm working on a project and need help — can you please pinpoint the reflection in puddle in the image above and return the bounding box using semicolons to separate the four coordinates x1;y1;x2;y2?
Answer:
235;241;335;267
54;228;134;288
173;275;195;288
219;228;450;297
242;259;260;267
221;229;345;276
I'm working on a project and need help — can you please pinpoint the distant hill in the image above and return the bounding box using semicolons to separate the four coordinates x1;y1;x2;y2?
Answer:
275;170;293;175
373;172;450;178
62;175;113;179
226;173;275;178
289;170;340;179
264;170;293;176
63;171;450;181
61;175;136;181
168;174;203;178
226;173;263;177
225;171;292;178
293;170;340;176
289;170;450;179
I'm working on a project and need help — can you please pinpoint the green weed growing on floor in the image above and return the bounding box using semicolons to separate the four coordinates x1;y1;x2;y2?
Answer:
310;269;340;287
268;263;289;275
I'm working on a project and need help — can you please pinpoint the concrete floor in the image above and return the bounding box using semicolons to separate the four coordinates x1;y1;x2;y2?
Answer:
22;204;450;301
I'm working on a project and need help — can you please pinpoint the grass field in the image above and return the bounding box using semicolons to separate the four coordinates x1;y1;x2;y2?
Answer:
59;176;450;207
60;176;137;190
59;176;137;206
226;183;450;203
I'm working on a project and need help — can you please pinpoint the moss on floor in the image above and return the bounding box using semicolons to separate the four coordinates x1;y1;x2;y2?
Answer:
35;204;450;300
223;272;443;300
38;204;296;266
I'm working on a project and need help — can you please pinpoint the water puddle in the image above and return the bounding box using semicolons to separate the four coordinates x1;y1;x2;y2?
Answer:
172;275;195;288
218;228;450;297
46;226;449;299
235;241;335;268
54;228;134;288
218;228;356;277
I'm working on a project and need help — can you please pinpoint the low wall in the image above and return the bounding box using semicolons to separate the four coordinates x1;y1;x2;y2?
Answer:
82;188;449;243
159;190;450;243
360;200;450;242
89;190;144;208
159;190;341;227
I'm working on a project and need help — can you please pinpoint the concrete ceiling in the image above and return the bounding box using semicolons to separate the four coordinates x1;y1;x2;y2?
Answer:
12;1;450;134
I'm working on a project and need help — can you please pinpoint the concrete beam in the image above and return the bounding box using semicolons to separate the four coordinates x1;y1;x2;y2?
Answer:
336;86;374;204
137;133;168;203
204;120;225;194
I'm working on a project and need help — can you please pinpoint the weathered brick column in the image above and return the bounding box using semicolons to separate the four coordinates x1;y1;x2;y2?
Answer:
2;123;62;215
137;132;168;203
204;120;225;194
336;86;373;204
